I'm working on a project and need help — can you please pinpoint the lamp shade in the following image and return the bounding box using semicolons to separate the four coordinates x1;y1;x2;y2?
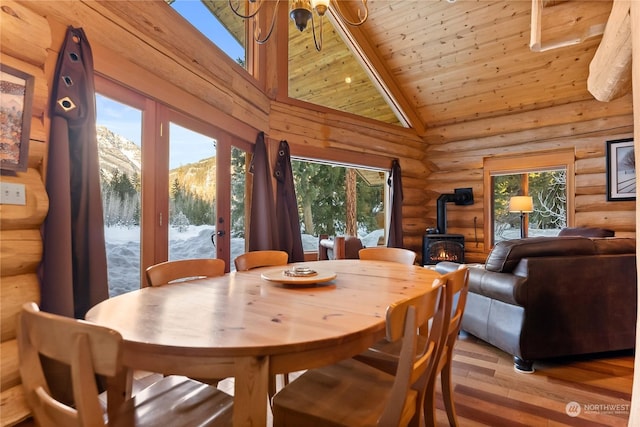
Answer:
509;196;533;213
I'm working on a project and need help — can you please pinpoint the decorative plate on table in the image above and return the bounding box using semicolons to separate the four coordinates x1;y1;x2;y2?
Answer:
261;266;337;286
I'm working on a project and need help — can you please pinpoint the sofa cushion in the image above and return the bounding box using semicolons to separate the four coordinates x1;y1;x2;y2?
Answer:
558;227;615;237
485;236;596;273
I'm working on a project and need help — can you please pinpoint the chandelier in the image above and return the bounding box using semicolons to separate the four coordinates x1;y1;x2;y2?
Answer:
229;0;369;51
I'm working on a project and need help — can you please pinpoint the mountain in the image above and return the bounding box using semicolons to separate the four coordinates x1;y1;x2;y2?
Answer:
97;126;141;182
96;126;215;201
169;158;216;202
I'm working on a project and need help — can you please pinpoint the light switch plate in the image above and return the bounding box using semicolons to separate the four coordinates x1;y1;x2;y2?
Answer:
0;182;26;205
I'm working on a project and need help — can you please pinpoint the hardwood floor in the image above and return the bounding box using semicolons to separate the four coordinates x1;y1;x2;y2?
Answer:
217;332;634;427
433;332;634;427
14;332;633;427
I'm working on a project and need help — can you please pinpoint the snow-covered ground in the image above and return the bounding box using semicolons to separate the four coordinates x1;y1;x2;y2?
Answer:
104;225;384;297
105;224;559;297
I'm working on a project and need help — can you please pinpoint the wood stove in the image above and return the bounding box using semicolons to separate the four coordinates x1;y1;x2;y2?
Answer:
422;187;472;266
422;233;465;265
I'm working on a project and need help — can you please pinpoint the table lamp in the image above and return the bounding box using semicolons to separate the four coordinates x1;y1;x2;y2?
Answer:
509;196;533;238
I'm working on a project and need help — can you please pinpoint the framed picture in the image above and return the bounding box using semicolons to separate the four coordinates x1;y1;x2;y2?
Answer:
0;63;34;172
606;138;635;201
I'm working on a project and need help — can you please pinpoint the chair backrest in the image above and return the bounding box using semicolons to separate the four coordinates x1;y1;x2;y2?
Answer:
17;301;125;427
441;265;470;354
358;247;417;265
318;235;363;260
145;258;225;286
234;250;289;271
319;235;345;260
378;277;446;426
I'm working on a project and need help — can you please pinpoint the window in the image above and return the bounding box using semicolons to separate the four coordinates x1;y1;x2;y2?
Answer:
492;170;567;242
289;159;389;250
171;0;401;126
95;76;240;296
167;120;218;263
287;11;401;126
169;0;247;68
484;151;575;247
96;93;143;297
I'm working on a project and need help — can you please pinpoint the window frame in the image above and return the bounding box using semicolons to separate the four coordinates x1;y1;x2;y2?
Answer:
288;155;391;248
95;75;249;281
287;141;394;244
483;150;575;249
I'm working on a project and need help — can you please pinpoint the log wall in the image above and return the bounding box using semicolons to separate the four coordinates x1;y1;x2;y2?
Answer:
0;1;50;424
0;2;426;424
424;94;635;263
0;0;636;424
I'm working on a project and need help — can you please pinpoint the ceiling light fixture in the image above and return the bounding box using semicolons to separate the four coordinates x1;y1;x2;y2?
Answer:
228;0;369;51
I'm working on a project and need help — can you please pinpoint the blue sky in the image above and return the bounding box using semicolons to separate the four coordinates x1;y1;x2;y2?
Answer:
171;0;244;62
96;0;244;169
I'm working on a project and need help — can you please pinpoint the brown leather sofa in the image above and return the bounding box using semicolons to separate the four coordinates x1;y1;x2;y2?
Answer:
436;234;636;372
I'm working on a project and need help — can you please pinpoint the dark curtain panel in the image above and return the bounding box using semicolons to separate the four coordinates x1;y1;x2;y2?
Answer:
387;159;404;248
274;141;304;262
248;131;278;251
39;27;109;319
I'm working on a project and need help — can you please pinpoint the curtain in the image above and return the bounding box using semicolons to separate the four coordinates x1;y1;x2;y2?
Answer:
248;131;278;251
274;140;304;262
39;27;108;319
387;159;404;248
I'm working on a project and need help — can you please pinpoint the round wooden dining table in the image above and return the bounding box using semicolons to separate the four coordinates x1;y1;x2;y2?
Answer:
85;259;441;427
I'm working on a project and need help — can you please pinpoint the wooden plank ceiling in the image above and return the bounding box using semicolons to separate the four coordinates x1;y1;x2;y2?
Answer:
205;1;618;134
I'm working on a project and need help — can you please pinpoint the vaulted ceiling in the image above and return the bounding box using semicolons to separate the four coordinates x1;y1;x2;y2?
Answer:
207;1;620;136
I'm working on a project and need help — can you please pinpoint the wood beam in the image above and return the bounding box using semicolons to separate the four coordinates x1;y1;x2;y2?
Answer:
530;0;611;52
588;0;632;102
327;1;425;134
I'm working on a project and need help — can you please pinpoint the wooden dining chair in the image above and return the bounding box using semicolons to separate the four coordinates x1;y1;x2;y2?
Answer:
233;249;290;399
355;266;470;427
271;278;447;427
358;247;417;265
233;250;288;271
145;258;225;286
424;265;470;427
318;235;363;260
145;258;227;385
17;301;234;427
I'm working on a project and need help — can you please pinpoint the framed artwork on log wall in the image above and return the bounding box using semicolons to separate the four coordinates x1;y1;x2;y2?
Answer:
0;63;33;173
606;138;635;201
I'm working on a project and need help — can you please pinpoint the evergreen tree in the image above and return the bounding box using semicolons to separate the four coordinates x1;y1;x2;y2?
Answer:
291;161;383;237
230;147;246;238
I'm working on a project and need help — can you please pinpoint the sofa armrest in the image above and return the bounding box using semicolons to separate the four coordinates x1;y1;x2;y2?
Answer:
514;254;636;359
435;262;526;305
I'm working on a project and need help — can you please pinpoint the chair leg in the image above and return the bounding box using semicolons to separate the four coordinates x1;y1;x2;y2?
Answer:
423;373;438;427
441;359;459;427
268;375;277;404
268;373;290;408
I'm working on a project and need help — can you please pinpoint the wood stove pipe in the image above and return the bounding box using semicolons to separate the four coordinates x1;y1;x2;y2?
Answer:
436;188;474;234
436;193;456;234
